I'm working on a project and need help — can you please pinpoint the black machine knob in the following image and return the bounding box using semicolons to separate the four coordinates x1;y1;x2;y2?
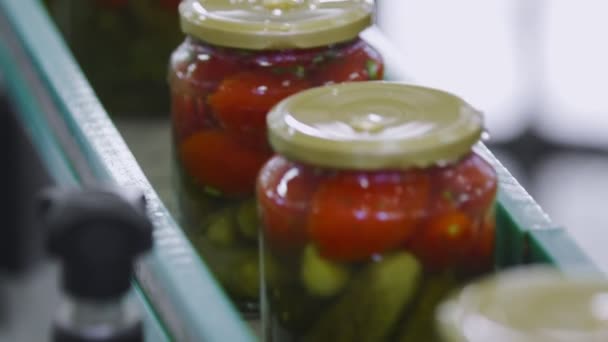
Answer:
39;186;153;342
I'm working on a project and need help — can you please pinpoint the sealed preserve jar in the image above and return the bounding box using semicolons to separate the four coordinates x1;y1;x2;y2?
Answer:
170;0;382;312
45;0;182;115
257;82;498;341
437;266;608;342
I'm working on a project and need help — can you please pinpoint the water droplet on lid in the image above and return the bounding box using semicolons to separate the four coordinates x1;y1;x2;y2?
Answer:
348;113;395;133
371;254;383;262
262;0;303;10
256;85;269;94
481;129;491;142
435;159;452;167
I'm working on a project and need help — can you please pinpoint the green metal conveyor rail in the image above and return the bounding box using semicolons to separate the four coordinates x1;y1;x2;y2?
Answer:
0;3;171;342
0;0;599;340
0;0;254;341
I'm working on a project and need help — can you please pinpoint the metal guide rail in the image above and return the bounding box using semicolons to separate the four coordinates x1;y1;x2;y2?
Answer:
0;0;253;340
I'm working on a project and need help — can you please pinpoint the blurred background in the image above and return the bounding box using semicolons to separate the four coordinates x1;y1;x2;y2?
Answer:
377;0;608;259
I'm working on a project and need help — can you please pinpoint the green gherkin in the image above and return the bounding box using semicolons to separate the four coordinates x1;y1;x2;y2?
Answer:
306;252;422;342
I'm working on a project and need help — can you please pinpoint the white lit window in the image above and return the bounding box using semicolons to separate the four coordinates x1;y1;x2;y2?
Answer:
538;0;608;148
376;0;528;142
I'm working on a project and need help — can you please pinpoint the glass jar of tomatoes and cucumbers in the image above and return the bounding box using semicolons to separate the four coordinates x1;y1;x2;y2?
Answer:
44;0;182;116
169;0;382;313
257;82;498;341
437;267;608;342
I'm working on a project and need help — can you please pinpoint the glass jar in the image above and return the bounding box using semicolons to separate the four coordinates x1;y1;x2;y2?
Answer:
169;0;382;313
437;266;608;342
44;0;182;116
257;82;498;341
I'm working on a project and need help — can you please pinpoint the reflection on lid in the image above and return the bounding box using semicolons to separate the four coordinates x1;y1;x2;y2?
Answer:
285;114;436;141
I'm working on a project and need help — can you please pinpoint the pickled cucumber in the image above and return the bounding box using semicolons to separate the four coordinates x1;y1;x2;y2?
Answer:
232;256;261;298
236;199;259;240
301;245;350;297
267;254;328;332
197;246;260;299
397;273;459;342
268;282;328;333
175;170;221;228
205;213;237;247
262;251;281;289
229;251;283;299
306;252;422;342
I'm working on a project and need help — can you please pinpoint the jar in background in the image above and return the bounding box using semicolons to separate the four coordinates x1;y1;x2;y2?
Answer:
437;266;608;342
257;82;498;341
169;0;382;313
44;0;182;116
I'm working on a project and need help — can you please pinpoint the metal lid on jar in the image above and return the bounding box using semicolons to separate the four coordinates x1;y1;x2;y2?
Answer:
267;82;483;170
436;266;608;342
179;0;373;50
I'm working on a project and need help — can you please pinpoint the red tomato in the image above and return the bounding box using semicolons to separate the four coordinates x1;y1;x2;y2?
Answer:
257;157;325;252
428;190;460;215
464;207;496;274
312;43;384;85
179;130;271;196
228;128;273;154
209;71;310;141
432;153;497;215
308;171;430;262
171;92;214;144
471;221;496;272
407;211;476;272
183;50;242;91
